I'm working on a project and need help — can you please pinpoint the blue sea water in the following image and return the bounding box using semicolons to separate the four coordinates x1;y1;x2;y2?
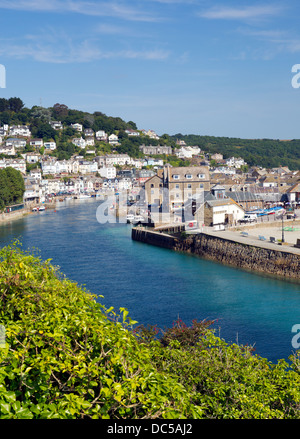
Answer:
0;198;300;363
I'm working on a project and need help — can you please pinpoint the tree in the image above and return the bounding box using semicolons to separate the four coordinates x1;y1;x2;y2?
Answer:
8;97;24;113
0;167;25;209
52;103;69;119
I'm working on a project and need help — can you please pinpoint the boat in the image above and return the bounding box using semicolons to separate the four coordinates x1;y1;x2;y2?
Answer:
126;214;135;223
132;215;145;224
38;206;45;211
75;194;91;199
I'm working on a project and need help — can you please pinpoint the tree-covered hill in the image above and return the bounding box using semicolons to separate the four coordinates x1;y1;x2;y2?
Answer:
1;243;300;419
0;97;299;169
171;134;300;170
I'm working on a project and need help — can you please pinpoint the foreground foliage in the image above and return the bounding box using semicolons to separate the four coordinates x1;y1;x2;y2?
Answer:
1;244;300;419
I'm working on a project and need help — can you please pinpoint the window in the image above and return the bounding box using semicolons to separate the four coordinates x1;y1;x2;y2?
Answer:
198;174;205;179
175;184;179;189
185;174;192;179
199;184;204;188
173;174;179;179
187;184;192;189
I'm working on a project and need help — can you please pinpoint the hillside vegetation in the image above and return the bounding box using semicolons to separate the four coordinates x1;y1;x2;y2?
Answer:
1;97;299;169
172;134;300;170
1;243;300;419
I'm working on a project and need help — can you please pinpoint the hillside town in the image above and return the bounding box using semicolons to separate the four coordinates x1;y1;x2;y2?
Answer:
0;121;300;229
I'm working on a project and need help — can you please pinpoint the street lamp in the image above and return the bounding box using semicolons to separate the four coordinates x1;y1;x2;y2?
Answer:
282;212;285;243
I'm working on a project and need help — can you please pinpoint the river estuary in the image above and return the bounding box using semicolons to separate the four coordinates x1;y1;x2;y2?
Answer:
1;197;300;363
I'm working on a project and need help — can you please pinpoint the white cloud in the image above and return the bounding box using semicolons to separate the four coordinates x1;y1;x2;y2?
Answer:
198;5;284;21
0;0;161;22
0;32;170;63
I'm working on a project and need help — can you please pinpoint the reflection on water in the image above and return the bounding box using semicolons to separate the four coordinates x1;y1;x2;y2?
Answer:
0;198;300;362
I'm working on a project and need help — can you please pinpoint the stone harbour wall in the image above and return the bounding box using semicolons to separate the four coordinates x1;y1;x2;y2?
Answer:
132;227;300;281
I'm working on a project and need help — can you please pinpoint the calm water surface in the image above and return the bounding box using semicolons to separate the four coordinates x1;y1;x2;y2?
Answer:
1;198;300;363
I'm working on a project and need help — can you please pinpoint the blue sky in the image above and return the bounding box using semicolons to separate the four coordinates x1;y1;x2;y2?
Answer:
0;0;300;139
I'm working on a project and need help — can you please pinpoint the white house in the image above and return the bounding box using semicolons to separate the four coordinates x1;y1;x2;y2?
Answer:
146;129;160;140
108;134;119;146
41;160;57;175
9;125;31;137
44;141;56;151
5;159;26;174
175;146;201;159
72;137;86;149
78;161;98;174
0;145;16;156
25;153;41;164
105;154;131;166
99;166;116;179
5;138;27;149
71;123;83;132
226;157;246;169
49;121;63;130
125;129;140;137
30;139;43;148
30;169;42;180
95;130;108;141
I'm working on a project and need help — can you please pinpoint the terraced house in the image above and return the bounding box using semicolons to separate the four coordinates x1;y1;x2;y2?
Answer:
145;165;210;212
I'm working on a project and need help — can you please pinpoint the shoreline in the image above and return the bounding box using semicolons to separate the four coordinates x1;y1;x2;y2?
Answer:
132;225;300;282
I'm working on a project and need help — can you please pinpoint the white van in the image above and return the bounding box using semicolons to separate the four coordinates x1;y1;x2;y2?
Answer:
240;214;257;223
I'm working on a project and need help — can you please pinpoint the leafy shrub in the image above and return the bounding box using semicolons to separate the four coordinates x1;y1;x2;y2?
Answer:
1;243;300;419
0;243;203;419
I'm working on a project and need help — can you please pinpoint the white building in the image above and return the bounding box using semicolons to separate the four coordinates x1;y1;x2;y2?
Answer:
175;146;201;159
105;154;131;166
41;159;57;175
226;157;246;169
30;139;43;148
5;138;27;149
71;123;83;132
44;141;56;151
9;125;31;137
49;121;63;130
5;159;26;174
78;161;98;174
108;134;119;146
25;153;41;164
99;166;116;179
95;130;108;141
30;169;42;180
72;137;86;149
0;145;16;155
125;129;140;137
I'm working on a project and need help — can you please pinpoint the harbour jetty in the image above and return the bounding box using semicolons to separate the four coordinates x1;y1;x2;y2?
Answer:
132;223;300;281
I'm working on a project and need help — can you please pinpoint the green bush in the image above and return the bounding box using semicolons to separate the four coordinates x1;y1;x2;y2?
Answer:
1;243;300;419
0;243;203;419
